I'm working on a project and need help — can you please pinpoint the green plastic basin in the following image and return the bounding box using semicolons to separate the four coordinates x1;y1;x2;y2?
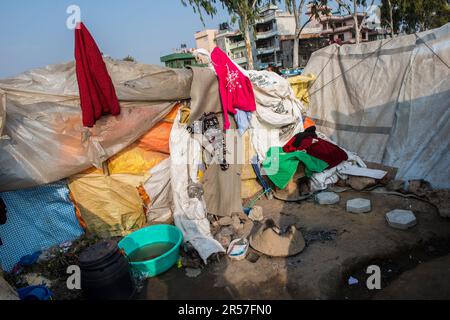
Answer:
118;224;183;278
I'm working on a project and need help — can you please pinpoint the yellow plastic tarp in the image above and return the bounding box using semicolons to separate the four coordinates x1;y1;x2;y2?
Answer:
108;143;169;175
288;73;316;105
68;174;147;238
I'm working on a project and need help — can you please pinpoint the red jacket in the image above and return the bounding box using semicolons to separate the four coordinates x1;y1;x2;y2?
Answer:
211;47;256;130
75;22;120;127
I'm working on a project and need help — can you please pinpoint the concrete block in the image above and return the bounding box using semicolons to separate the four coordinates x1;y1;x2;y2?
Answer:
315;192;340;205
347;198;371;214
386;209;417;230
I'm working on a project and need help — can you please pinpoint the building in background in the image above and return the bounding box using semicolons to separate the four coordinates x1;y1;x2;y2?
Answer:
160;44;202;69
279;4;328;69
319;10;388;44
215;23;250;69
255;5;296;70
195;29;218;52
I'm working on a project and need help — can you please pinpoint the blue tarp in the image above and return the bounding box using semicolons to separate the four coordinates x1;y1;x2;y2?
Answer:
0;181;84;272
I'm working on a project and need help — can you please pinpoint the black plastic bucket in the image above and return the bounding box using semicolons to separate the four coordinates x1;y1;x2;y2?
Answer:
79;240;135;300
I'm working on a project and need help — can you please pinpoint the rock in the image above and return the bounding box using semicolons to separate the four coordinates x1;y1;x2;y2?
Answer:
250;225;305;257
185;268;202;278
232;215;243;233
386;209;417;230
427;190;450;218
347;198;372;214
347;176;377;191
386;180;406;192
315;192;340;205
408;180;432;197
248;206;264;222
218;216;233;226
365;162;398;184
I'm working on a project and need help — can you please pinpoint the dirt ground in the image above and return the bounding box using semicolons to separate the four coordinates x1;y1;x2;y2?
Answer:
5;189;450;300
139;190;450;300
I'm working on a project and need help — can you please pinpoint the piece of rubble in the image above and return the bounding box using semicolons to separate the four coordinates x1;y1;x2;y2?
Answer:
347;198;371;214
231;215;243;233
347;176;377;191
250;225;305;257
215;226;234;248
386;180;406;192
408;180;432;197
248;206;264;222
386;209;417;230
315;192;340;205
185;268;202;278
218;216;233;226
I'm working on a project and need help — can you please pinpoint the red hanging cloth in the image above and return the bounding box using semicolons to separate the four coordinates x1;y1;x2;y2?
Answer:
75;22;120;127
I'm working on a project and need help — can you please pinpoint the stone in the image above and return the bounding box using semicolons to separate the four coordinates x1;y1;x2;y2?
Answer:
408;180;432;197
347;198;372;214
185;268;202;278
386;180;406;192
218;216;233;226
347;176;377;191
315;192;340;205
386;209;417;230
248;206;264;222
232;215;243;233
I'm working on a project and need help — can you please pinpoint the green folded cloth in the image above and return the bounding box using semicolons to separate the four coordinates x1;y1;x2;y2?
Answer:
262;147;329;190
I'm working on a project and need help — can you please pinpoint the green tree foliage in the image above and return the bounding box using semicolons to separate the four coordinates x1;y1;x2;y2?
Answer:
381;0;450;34
181;0;277;69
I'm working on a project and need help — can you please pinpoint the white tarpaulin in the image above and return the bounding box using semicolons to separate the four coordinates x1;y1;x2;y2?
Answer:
304;23;450;188
0;59;192;192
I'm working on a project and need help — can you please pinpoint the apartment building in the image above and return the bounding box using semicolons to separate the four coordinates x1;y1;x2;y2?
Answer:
194;29;218;52
254;5;296;70
320;11;388;44
215;23;249;69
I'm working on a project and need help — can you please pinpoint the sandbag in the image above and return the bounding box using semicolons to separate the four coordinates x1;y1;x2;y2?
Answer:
68;174;147;238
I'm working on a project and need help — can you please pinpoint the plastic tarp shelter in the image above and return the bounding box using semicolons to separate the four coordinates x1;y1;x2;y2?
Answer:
0;59;192;192
304;23;450;188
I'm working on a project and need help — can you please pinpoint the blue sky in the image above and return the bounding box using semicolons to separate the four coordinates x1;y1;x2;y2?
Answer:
0;0;231;78
0;0;380;78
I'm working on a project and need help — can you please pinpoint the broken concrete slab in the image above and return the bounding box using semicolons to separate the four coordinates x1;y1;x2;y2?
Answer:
347;198;372;214
315;192;340;205
386;209;417;230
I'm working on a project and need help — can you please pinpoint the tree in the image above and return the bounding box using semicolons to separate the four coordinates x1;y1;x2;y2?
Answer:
380;0;450;35
284;0;329;68
182;0;277;69
334;0;376;44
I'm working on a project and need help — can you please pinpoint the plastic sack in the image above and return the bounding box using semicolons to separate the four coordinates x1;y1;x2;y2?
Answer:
108;142;168;175
288;73;317;105
68;174;147;238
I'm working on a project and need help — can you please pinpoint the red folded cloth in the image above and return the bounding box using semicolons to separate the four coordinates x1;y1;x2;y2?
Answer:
75;22;120;127
283;137;348;169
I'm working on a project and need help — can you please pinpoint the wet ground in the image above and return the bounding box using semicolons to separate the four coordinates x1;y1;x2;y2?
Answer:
138;190;450;300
